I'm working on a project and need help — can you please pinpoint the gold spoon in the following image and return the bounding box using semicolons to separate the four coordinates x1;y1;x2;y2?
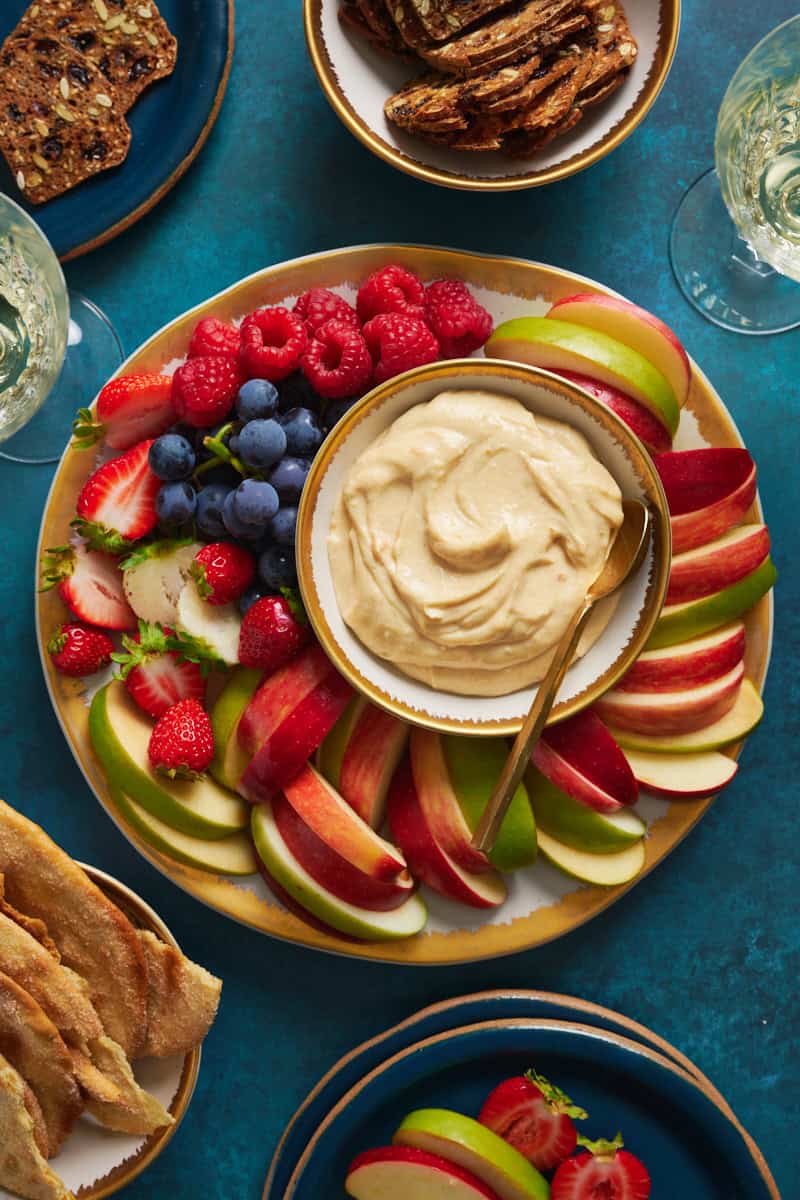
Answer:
471;499;651;856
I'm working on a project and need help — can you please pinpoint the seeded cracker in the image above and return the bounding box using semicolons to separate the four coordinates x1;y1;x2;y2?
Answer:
0;31;131;204
417;1;584;75
408;0;516;42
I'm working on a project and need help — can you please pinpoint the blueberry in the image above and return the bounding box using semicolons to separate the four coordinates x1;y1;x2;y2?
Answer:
196;482;232;540
148;434;195;481
228;433;240;455
238;583;265;616
268;456;311;503
278;407;323;457
322;396;359;434
236;378;279;422
278;371;323;414
269;505;298;547
238;418;287;470
232;478;279;527
258;543;297;590
156;481;196;526
222;490;261;541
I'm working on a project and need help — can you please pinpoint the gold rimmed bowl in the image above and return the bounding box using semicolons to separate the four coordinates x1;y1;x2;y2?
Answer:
297;359;670;735
304;0;680;191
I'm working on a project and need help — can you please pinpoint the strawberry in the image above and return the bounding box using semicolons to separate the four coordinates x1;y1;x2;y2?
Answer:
479;1071;587;1172
72;376;176;451
190;542;255;606
171;354;242;428
73;439;161;552
41;543;136;630
551;1135;651;1200
47;622;114;677
238;593;311;672
112;621;206;718
148;698;214;779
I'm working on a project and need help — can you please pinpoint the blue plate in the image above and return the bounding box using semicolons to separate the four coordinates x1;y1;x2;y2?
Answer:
282;1019;776;1200
0;0;233;260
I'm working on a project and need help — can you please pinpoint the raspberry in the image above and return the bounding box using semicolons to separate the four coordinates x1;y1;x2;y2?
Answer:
187;316;241;359
293;288;359;336
362;313;440;385
424;280;494;357
356;264;426;324
240;307;307;382
302;319;373;400
171;354;242;428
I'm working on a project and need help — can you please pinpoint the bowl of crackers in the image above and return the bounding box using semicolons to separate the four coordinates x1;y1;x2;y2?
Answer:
304;0;680;190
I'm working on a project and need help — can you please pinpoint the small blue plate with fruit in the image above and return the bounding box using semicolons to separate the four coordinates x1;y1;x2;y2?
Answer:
283;1019;778;1200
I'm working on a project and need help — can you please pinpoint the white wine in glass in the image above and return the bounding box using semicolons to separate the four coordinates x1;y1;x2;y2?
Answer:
670;16;800;335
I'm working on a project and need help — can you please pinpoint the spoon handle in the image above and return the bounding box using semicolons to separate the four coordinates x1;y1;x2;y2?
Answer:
471;599;594;855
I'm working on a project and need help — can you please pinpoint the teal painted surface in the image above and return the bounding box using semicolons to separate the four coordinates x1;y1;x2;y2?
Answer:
1;0;796;1194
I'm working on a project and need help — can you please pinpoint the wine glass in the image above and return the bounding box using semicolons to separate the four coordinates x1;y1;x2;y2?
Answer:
0;192;123;464
670;15;800;335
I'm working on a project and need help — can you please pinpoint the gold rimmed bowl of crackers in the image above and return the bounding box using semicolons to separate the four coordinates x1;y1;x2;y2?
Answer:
304;0;680;190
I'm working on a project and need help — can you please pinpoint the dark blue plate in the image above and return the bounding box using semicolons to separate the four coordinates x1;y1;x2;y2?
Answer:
284;1020;776;1200
0;0;233;260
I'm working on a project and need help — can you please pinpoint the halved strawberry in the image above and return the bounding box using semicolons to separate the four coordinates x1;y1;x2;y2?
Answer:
40;543;136;630
479;1070;587;1172
112;621;206;718
551;1135;651;1200
73;439;161;552
72;376;176;451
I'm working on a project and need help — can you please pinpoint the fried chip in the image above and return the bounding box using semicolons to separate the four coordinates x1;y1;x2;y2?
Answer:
0;1054;72;1200
137;931;222;1059
83;1036;172;1135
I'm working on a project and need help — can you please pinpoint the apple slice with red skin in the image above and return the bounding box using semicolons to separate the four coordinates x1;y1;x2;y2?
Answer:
667;523;770;604
280;763;407;883
388;758;507;909
547;293;691;408
339;702;410;829
410;728;492;875
615;622;745;692
550;369;672;455
623;747;738;798
239;667;353;803
238;643;333;756
531;710;637;814
595;661;744;735
610;678;763;753
655;448;757;553
273;787;414;910
648;557;776;651
255;853;358;940
347;1146;502;1200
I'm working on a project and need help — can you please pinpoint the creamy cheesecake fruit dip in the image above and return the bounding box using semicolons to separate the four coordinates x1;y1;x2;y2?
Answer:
328;390;624;697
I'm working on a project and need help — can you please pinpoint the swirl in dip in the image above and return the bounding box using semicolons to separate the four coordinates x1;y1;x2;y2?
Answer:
328;390;624;697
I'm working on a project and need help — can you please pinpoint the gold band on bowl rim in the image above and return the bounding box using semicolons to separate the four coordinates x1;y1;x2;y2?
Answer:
303;0;681;191
297;358;672;736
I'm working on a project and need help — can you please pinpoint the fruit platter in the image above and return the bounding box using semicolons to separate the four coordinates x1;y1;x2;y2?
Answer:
35;244;774;965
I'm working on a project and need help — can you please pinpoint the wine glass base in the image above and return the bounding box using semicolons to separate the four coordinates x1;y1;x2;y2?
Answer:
0;291;123;465
669;167;800;335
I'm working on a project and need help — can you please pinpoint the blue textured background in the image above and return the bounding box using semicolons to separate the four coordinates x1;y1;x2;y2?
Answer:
1;1;796;1195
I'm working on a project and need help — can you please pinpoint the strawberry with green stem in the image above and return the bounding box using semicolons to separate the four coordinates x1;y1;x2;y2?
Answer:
71;375;175;452
479;1069;588;1171
48;622;114;677
112;621;207;718
72;439;161;553
148;698;215;779
40;543;136;630
551;1134;651;1200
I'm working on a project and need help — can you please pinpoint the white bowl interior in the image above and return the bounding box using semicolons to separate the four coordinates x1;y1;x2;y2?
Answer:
319;0;667;181
308;369;658;729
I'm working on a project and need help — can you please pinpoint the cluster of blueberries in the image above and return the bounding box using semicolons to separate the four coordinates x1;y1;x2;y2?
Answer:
149;373;356;606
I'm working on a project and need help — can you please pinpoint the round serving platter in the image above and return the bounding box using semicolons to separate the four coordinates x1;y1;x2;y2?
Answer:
35;244;772;965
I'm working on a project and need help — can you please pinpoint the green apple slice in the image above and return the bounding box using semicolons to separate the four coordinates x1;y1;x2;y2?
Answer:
90;681;249;838
210;667;263;791
486;316;680;436
536;828;646;885
251;803;427;941
111;788;258;875
316;695;368;786
442;735;537;871
647;557;776;650
609;678;763;753
394;1110;549;1200
525;768;644;852
176;578;242;664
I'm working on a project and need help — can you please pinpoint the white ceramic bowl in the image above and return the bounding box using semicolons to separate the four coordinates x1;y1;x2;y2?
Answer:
297;359;670;734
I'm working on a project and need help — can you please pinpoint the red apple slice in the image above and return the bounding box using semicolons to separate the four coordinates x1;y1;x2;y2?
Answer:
388;759;507;909
655;449;757;553
648;557;776;650
667;524;770;604
594;662;744;735
623;747;738;798
240;668;353;803
339;704;410;829
551;369;673;455
255;855;357;940
238;643;333;756
615;622;745;692
410;728;491;875
548;294;691;408
346;1146;502;1200
272;788;414;910
609;679;763;753
531;710;637;813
